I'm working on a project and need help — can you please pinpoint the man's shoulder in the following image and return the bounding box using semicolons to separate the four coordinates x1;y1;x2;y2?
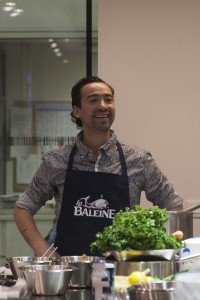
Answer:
42;145;74;162
119;141;151;157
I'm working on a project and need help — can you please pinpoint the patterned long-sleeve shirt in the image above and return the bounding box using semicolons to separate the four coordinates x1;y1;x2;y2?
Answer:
16;130;183;220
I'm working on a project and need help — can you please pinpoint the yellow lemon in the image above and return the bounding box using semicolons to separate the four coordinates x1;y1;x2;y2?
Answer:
128;271;148;285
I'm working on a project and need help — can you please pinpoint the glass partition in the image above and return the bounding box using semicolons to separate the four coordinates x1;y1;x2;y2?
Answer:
0;0;97;200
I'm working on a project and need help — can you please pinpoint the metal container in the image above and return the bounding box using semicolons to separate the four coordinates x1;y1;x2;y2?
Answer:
166;211;193;239
174;252;200;273
33;296;66;300
128;281;175;300
65;289;93;300
115;261;174;279
19;264;74;296
58;256;105;288
166;203;200;239
104;249;178;261
6;256;55;279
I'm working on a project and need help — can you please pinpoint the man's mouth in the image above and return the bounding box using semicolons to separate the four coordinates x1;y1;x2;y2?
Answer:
95;114;109;118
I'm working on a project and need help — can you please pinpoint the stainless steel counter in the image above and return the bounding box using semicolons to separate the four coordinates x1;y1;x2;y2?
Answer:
8;288;93;300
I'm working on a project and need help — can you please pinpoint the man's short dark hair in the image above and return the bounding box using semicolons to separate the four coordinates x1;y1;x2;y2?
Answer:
70;76;114;128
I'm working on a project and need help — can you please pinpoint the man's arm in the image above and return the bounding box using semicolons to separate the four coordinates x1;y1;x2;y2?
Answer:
13;207;59;257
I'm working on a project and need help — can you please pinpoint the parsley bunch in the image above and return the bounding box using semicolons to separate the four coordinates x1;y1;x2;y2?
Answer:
90;206;185;254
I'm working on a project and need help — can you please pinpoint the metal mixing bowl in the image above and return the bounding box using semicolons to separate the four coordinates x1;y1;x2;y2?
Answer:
58;256;105;288
19;264;75;296
6;256;55;279
128;281;175;300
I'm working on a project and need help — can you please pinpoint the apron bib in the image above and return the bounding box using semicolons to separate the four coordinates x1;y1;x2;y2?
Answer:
55;141;130;255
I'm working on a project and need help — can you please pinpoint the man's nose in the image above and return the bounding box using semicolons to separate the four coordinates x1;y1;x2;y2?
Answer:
98;98;107;108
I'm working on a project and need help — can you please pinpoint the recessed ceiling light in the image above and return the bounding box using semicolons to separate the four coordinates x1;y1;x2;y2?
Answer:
53;48;60;53
3;6;14;11
14;8;23;13
50;43;57;48
5;2;16;6
10;12;18;17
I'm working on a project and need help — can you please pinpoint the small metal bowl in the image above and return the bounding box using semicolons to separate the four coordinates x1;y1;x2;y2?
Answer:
19;264;75;296
58;256;105;288
6;256;55;279
128;281;175;300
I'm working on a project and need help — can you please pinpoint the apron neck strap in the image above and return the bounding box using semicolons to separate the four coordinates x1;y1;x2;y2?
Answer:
116;141;127;176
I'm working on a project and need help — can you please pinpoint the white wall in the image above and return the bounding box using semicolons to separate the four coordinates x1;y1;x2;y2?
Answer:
98;0;200;205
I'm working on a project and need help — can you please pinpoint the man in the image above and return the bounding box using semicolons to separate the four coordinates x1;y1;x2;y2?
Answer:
14;76;183;256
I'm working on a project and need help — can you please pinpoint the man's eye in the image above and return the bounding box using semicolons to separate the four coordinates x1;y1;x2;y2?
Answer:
105;97;114;103
89;98;97;103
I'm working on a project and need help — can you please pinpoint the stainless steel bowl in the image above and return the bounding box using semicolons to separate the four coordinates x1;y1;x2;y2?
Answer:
128;281;175;300
19;264;74;296
65;289;93;300
58;256;105;288
104;249;178;261
115;260;174;279
6;256;55;279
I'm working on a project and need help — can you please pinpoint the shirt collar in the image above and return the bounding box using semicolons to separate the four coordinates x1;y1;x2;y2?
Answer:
75;130;118;158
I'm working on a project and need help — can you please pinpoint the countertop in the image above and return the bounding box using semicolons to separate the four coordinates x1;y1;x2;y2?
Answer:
1;287;94;300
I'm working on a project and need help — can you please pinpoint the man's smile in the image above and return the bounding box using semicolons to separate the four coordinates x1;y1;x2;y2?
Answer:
95;113;109;118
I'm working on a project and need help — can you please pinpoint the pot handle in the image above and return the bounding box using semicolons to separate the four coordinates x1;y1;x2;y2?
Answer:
182;203;200;213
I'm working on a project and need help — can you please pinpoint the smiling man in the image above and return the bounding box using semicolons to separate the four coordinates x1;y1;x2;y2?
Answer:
14;76;183;256
71;79;115;160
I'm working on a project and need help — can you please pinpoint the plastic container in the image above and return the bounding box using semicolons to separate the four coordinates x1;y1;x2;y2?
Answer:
179;237;200;257
91;262;110;300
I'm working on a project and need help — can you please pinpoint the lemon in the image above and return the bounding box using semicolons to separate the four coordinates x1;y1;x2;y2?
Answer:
128;271;148;285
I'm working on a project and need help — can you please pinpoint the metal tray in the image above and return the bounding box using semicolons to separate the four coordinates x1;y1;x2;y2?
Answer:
103;249;178;261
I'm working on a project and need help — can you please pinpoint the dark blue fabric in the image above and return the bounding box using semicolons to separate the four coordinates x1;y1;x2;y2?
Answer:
55;142;130;256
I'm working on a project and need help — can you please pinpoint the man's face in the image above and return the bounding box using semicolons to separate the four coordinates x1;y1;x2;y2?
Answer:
73;82;115;133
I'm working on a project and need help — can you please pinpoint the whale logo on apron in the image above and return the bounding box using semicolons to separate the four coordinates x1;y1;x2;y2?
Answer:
75;195;109;209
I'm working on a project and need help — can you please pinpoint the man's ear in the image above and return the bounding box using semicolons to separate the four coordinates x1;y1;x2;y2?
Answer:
72;106;80;118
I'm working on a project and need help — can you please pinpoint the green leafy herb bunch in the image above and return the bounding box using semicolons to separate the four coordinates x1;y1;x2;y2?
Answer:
90;205;185;254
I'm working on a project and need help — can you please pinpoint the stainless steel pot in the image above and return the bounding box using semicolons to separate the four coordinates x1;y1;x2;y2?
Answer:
166;203;200;239
65;289;93;300
115;260;174;279
58;256;105;288
128;281;175;300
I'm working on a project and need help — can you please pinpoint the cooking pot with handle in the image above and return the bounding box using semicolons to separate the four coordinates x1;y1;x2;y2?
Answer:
166;203;200;239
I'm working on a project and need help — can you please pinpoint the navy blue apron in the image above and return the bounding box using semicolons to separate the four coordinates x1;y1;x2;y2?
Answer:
54;141;130;256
